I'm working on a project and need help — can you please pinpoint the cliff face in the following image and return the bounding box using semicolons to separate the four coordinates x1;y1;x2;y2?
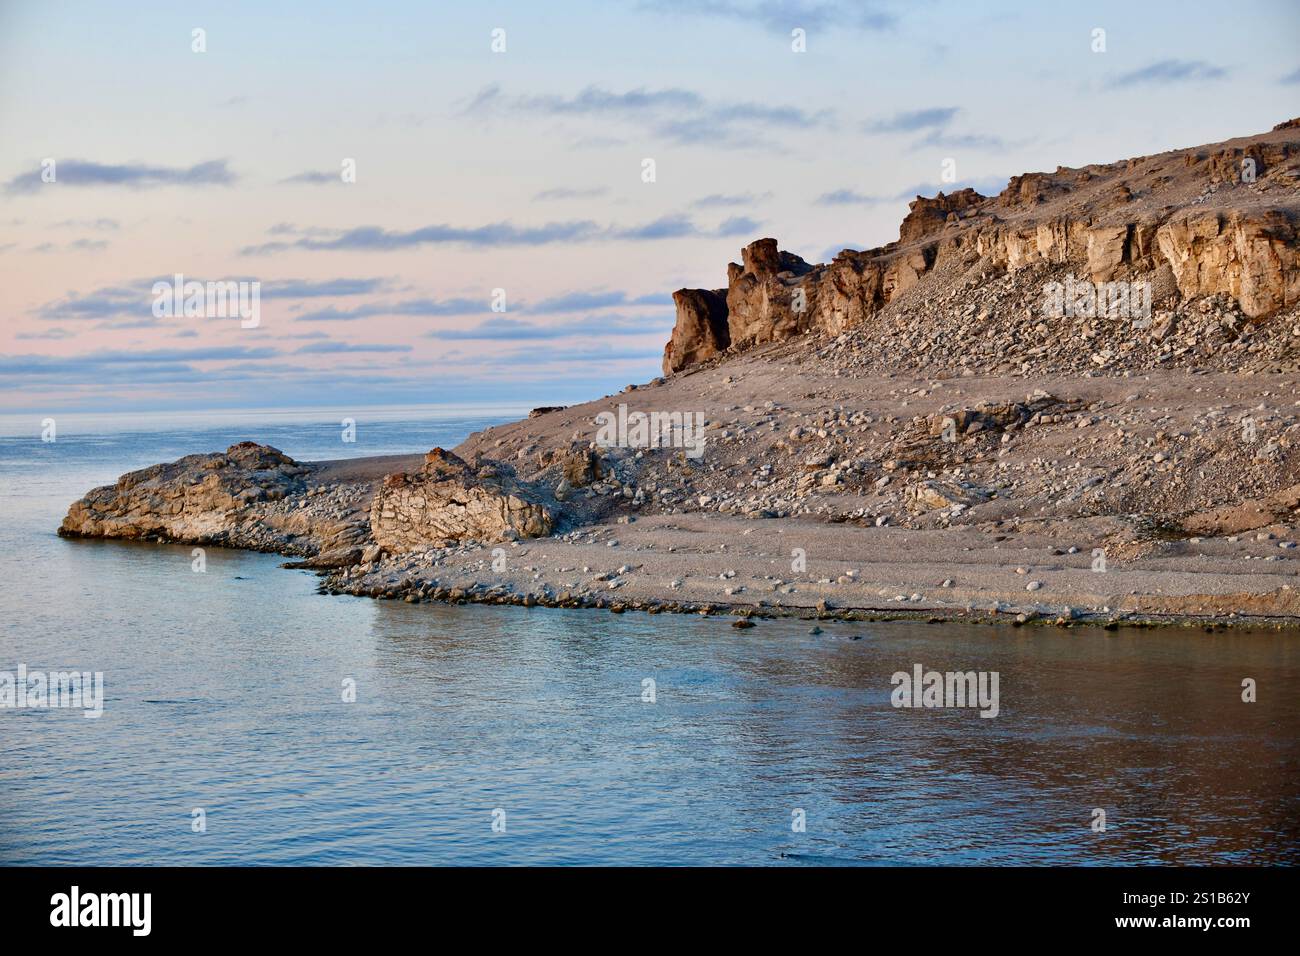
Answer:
662;119;1300;375
661;288;729;373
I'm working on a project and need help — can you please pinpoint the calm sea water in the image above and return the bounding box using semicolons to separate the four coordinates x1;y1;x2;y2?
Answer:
1;406;1297;866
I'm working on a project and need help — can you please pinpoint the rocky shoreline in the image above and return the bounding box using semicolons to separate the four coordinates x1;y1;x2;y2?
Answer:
58;364;1300;631
310;511;1300;632
58;121;1300;630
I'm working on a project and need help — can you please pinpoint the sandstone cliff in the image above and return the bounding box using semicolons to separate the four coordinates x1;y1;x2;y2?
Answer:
663;119;1300;375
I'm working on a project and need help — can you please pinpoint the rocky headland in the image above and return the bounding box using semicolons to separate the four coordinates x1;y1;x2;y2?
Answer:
60;121;1300;628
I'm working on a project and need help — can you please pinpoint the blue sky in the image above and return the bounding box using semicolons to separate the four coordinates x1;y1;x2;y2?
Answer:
2;0;1298;412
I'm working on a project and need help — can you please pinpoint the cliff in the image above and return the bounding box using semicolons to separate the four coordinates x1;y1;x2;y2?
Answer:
663;119;1300;375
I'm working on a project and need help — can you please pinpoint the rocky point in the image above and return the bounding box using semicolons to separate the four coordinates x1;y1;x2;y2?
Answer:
58;119;1300;628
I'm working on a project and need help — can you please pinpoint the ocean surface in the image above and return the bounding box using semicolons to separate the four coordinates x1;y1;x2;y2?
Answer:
1;406;1297;866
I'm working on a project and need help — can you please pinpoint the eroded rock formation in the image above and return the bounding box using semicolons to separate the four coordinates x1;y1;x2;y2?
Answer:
370;447;554;552
662;118;1300;374
59;442;310;545
58;442;376;560
661;289;730;375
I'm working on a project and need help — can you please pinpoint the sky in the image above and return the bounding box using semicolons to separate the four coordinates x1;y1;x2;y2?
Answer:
1;0;1298;414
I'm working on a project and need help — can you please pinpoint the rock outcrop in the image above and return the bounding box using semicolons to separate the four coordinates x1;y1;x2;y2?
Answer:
54;119;1300;629
724;240;819;351
662;288;730;374
370;448;554;553
59;442;558;561
662;119;1300;374
58;442;376;558
1155;209;1300;317
60;442;310;546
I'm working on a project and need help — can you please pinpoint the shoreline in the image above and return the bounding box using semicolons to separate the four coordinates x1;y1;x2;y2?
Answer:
55;362;1300;634
302;509;1300;631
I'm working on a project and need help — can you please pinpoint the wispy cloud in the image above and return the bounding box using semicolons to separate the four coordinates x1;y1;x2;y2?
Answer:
298;289;674;321
533;186;609;200
529;290;672;313
33;276;390;325
31;238;110;254
693;192;771;209
279;170;342;185
864;106;960;133
426;313;671;341
1281;67;1300;85
491;343;668;366
5;159;236;194
613;214;759;240
52;217;119;231
244;220;601;254
467;83;832;147
0;346;283;380
912;129;1008;150
815;188;887;206
294;341;412;354
242;214;761;254
1107;59;1227;88
469;83;699;116
861;106;1008;151
634;0;895;33
261;278;390;298
34;282;152;321
295;297;490;321
15;328;76;341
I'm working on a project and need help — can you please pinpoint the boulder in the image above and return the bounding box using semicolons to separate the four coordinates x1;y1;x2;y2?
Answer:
907;481;990;512
562;447;602;487
370;448;554;552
